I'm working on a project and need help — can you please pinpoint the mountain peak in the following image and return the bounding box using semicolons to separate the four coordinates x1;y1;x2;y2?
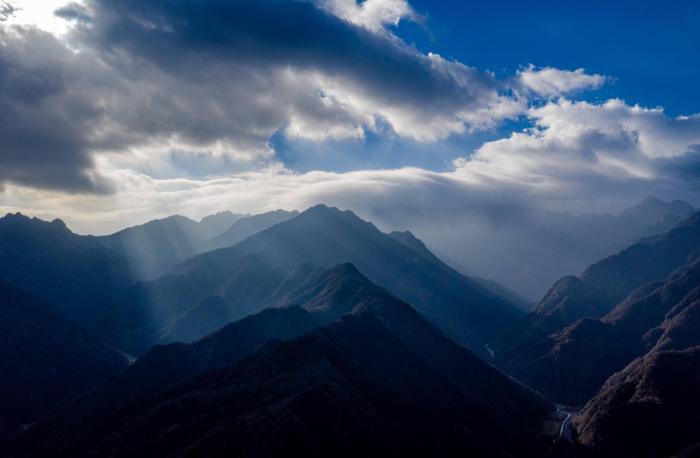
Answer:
324;262;363;277
50;218;68;229
622;196;694;219
199;210;236;221
1;212;31;223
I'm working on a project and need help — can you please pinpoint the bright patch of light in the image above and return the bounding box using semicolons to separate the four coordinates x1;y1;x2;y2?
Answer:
1;0;80;35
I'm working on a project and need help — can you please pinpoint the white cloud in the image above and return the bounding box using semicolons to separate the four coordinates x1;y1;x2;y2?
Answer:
5;97;700;235
454;98;700;199
0;0;83;35
319;0;417;33
517;65;607;97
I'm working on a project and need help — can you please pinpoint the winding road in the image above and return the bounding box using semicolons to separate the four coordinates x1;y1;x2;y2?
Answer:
556;406;577;442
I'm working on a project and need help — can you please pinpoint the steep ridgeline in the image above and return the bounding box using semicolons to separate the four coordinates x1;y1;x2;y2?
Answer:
0;213;131;328
19;264;552;458
98;212;244;280
389;230;532;312
196;210;298;253
98;205;523;355
198;211;245;237
0;281;129;434
492;212;700;404
573;259;700;456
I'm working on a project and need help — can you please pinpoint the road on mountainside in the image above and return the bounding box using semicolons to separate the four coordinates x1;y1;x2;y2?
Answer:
556;406;578;442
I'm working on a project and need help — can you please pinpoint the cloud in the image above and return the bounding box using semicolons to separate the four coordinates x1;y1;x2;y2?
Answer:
0;0;532;193
517;65;607;97
454;98;700;203
0;27;111;192
8;93;700;235
2;0;697;223
319;0;417;33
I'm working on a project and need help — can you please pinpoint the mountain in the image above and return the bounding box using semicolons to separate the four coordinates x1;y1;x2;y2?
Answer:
492;212;700;404
0;281;129;430
98;212;245;280
574;346;700;457
569;253;700;456
197;211;245;238
618;196;694;230
0;213;131;327
196;209;298;253
389;230;532;311
393;197;695;300
19;264;552;458
98;205;523;355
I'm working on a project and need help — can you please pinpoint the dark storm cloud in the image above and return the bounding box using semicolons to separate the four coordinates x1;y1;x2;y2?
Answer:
0;28;111;192
0;0;511;193
656;146;700;189
86;0;495;111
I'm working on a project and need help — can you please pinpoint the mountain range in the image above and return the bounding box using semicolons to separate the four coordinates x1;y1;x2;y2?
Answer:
492;212;700;405
1;198;699;457
14;263;552;458
95;204;523;356
0;281;128;436
387;196;695;300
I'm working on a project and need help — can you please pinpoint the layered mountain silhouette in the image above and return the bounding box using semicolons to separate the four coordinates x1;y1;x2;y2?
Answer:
17;263;551;458
568;254;700;456
492;211;700;404
197;209;298;253
2;200;697;457
99;212;244;280
0;281;128;432
197;211;245;237
0;213;131;328
421;196;694;300
98;205;523;355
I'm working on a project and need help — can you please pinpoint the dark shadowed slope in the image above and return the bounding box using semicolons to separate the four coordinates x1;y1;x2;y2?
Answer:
492;212;700;403
0;213;131;328
0;281;129;429
197;209;298;253
100;205;523;355
500;255;700;405
574;346;700;458
20;264;551;458
571;255;700;456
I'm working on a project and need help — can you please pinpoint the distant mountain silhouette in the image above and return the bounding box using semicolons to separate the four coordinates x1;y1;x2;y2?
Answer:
492;212;700;404
420;196;694;300
0;281;128;430
99;205;523;355
0;213;131;328
197;209;298;253
389;230;532;311
19;264;551;458
197;211;245;238
99;212;244;280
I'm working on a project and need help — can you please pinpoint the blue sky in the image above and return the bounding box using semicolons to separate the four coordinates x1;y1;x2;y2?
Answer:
401;0;700;115
275;0;700;173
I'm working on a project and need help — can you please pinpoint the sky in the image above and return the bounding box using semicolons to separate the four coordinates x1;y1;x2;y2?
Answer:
0;0;699;234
